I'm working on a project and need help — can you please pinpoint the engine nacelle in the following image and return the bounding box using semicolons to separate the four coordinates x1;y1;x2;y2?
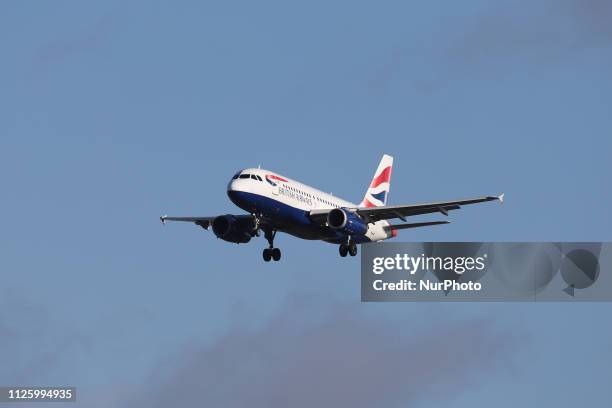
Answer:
212;215;253;244
327;208;368;235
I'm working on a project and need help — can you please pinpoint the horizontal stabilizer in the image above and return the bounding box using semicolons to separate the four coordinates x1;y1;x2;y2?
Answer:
383;220;450;231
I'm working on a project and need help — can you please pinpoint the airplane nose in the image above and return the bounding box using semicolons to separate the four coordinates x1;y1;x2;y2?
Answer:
227;180;237;200
227;178;246;195
227;180;248;209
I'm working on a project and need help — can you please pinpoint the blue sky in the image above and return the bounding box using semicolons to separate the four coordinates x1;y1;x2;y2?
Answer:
1;1;611;406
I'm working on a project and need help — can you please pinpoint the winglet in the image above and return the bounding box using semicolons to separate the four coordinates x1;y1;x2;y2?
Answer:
160;215;167;224
498;193;504;204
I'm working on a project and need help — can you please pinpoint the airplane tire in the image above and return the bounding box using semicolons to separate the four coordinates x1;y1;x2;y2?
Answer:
263;248;272;262
339;244;348;257
272;247;281;261
348;243;358;257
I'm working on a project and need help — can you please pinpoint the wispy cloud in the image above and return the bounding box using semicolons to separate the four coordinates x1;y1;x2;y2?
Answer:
0;288;93;385
371;0;612;93
450;0;612;64
128;295;518;407
35;10;116;66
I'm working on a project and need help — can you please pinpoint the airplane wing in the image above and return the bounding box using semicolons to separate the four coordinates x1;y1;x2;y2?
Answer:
309;194;503;224
357;194;504;222
160;216;216;229
160;214;259;231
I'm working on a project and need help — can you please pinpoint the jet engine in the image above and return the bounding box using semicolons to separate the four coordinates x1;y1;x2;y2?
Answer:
327;208;368;235
212;215;254;243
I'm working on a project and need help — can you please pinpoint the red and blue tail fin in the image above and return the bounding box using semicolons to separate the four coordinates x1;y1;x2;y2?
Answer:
359;154;393;208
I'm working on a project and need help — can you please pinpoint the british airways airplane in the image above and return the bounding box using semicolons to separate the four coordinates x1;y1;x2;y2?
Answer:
160;155;503;262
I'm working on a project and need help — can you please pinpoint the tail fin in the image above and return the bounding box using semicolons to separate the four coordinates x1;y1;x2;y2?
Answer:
359;154;393;208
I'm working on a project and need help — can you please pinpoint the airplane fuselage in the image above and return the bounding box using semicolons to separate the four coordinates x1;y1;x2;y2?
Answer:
227;168;392;244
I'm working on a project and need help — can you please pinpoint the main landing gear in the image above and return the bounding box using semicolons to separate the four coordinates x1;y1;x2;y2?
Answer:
339;241;358;257
262;229;281;262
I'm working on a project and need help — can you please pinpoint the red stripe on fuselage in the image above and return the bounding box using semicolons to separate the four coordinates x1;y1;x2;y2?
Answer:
370;166;392;188
267;174;288;182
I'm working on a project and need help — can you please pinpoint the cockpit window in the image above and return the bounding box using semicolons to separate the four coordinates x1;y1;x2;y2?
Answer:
234;172;263;181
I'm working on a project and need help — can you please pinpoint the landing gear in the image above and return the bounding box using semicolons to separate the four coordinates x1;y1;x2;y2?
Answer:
271;247;281;261
263;248;272;262
339;241;358;257
262;229;281;262
252;213;262;237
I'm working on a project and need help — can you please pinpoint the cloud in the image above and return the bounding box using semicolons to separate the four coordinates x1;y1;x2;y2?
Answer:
370;0;612;93
565;0;612;44
35;10;116;65
0;288;93;385
450;0;612;64
128;296;517;407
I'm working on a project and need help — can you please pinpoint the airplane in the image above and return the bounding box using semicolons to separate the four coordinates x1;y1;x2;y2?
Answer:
160;154;503;262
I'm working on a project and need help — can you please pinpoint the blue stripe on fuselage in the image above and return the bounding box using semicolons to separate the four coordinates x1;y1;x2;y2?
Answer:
227;190;371;243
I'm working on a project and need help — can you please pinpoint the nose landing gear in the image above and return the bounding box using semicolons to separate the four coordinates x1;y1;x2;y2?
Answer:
262;229;281;262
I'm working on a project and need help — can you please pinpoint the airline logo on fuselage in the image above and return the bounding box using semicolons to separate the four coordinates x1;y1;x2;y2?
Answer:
265;174;288;187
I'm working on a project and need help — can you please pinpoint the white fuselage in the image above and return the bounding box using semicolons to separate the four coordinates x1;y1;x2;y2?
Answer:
227;168;391;243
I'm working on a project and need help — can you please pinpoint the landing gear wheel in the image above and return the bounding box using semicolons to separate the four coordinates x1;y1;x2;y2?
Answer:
348;243;358;257
339;244;348;257
263;248;272;262
272;247;281;261
262;229;281;262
